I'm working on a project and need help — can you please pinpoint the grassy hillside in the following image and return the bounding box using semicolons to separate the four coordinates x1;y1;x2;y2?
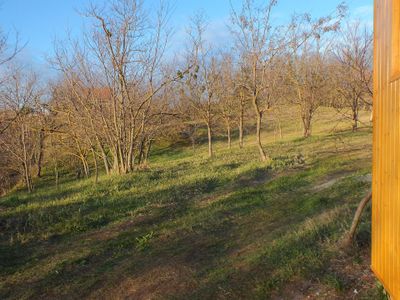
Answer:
0;108;383;299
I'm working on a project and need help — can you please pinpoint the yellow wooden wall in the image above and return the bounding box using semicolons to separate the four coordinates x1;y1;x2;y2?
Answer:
372;0;400;298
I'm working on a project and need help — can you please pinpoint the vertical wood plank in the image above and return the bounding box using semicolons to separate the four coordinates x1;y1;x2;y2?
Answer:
372;0;400;298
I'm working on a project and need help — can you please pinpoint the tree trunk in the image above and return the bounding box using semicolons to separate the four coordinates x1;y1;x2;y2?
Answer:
98;142;110;175
256;112;267;161
352;103;359;132
112;147;120;174
36;129;45;178
138;138;145;165
344;192;372;247
127;128;136;173
227;122;231;150
80;155;89;177
118;144;127;174
252;98;268;161
101;149;110;175
239;105;244;149
21;124;32;192
302;113;312;138
144;139;152;164
207;123;213;158
92;148;99;184
23;162;32;193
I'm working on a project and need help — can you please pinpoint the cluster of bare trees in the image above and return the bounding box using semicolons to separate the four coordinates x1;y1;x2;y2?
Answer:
0;25;44;193
49;1;181;176
0;0;373;193
0;69;44;192
333;22;373;131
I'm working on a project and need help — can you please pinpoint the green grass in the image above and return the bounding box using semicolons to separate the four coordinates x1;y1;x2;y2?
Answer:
0;107;381;299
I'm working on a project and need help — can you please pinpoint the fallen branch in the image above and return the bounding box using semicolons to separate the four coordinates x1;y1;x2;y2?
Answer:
343;191;372;247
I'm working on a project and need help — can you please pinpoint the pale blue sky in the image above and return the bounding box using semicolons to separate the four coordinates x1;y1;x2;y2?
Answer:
0;0;373;65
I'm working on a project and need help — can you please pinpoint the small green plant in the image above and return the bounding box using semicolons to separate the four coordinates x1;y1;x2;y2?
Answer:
270;154;306;170
136;231;154;251
376;280;390;300
324;274;345;292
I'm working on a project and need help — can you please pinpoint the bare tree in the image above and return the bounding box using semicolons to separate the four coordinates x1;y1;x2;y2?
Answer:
230;0;283;161
287;44;334;137
333;21;373;131
0;25;24;135
0;68;42;192
215;54;238;149
181;14;219;158
234;65;250;149
50;0;182;174
285;10;345;137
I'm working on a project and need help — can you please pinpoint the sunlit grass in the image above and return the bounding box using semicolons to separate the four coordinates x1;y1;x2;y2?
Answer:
0;107;379;299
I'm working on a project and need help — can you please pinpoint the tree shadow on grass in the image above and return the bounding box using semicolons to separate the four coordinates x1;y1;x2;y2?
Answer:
0;141;372;299
0;170;229;280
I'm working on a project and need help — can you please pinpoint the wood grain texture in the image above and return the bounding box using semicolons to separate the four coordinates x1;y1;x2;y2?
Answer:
372;0;400;298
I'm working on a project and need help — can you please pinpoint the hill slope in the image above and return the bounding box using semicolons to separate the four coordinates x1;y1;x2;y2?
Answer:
0;108;382;299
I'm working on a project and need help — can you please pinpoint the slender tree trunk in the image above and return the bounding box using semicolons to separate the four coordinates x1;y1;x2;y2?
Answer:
36;129;44;178
85;158;89;177
239;104;244;149
138;138;145;165
92;148;99;184
99;145;110;175
302;112;312;138
352;101;359;132
352;115;358;131
207;122;213;158
23;162;32;193
129;152;135;171
118;143;127;174
96;138;109;175
252;98;267;161
227;122;232;150
255;111;267;161
127;125;138;173
127;142;134;172
144;139;152;164
80;155;89;177
303;123;311;137
112;147;120;174
21;124;32;192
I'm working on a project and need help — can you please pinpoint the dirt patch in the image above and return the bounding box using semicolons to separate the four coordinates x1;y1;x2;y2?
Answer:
272;247;377;299
313;173;372;193
312;178;343;192
195;190;235;208
83;215;154;242
312;171;352;193
94;263;197;300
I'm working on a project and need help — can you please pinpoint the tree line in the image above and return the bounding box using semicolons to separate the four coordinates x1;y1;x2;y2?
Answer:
0;0;372;193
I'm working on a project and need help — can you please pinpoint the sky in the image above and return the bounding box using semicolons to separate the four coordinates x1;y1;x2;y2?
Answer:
0;0;373;67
